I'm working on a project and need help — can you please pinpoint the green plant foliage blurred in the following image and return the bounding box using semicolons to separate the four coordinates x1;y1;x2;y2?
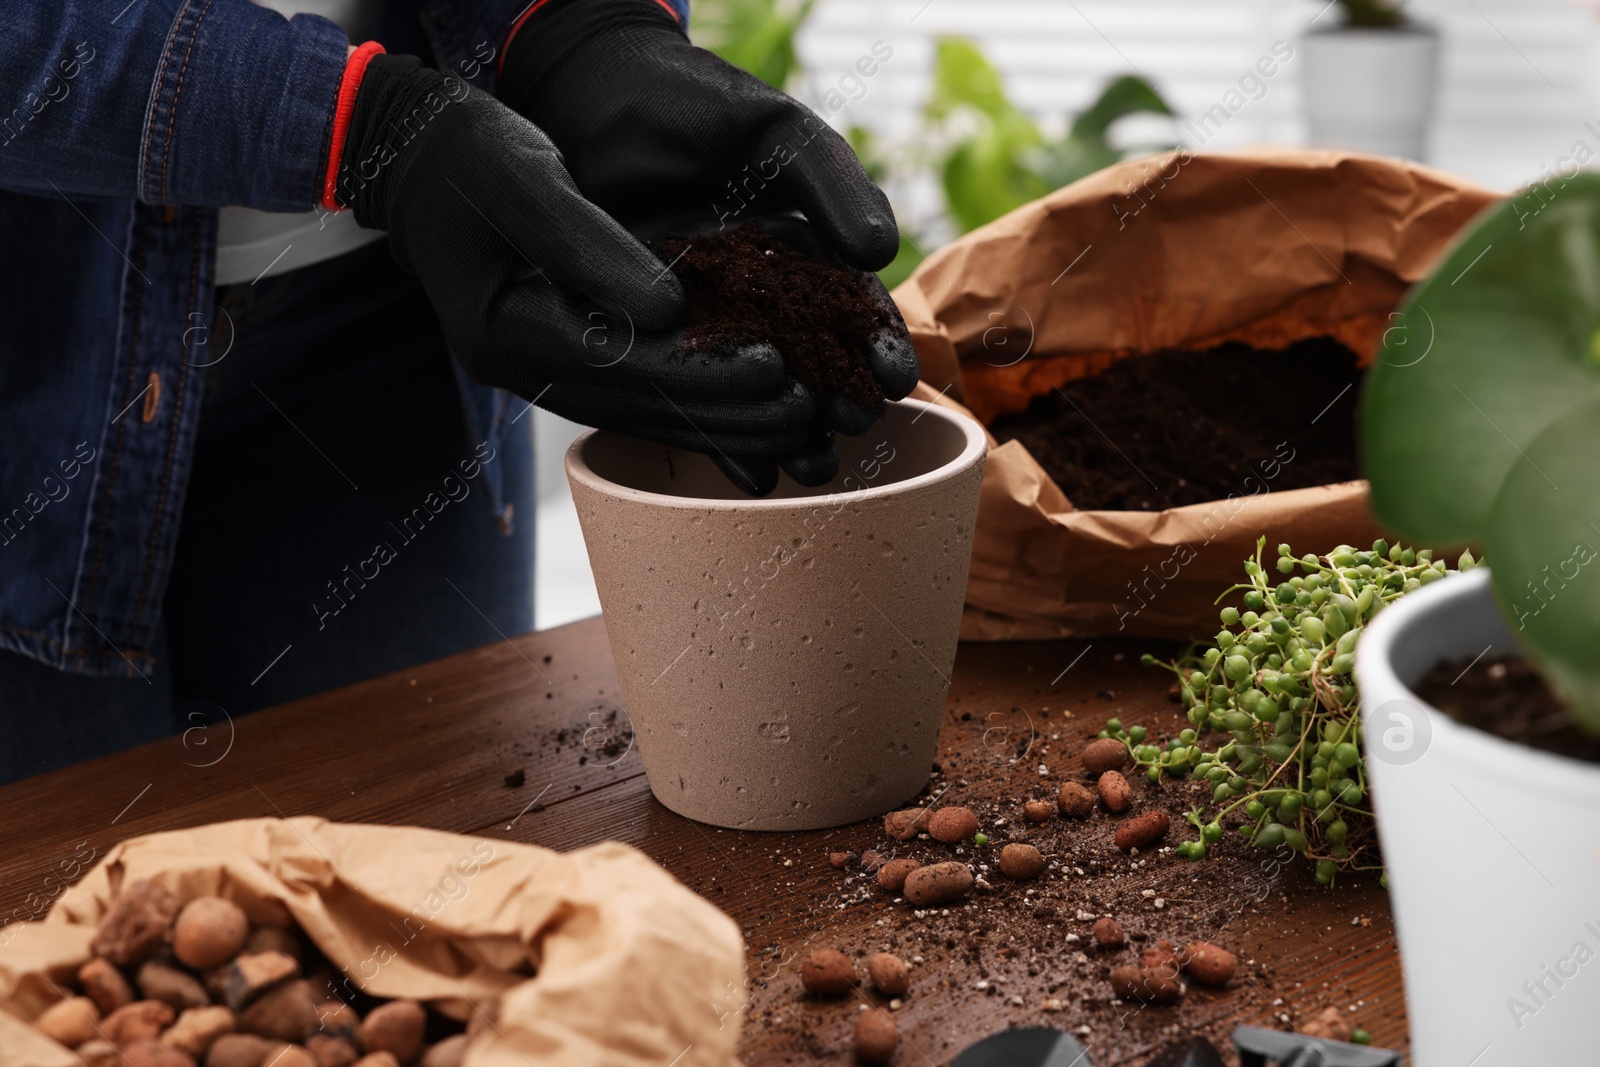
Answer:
690;0;816;91
1361;175;1600;733
862;39;1174;288
691;7;1175;291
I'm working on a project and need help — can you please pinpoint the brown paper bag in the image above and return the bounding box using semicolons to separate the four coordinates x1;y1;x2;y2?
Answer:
893;149;1500;640
0;818;746;1067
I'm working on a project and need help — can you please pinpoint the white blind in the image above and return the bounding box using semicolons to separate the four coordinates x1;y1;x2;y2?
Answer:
793;0;1600;192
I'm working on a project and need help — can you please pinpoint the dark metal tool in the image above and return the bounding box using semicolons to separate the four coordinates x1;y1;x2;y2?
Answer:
1234;1026;1402;1067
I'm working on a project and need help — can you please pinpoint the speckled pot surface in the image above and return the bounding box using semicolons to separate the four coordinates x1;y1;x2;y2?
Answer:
566;400;987;830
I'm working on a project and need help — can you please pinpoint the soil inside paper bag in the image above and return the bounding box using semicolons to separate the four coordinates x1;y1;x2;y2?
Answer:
986;336;1362;510
664;224;891;413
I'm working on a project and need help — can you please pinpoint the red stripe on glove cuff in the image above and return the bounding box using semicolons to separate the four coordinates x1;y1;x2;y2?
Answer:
499;0;685;79
321;40;387;212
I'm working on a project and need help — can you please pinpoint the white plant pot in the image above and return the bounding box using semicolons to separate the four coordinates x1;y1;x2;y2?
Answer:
1357;568;1600;1065
1301;26;1440;161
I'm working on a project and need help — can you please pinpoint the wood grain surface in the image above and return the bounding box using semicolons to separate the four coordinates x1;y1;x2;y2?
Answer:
0;617;1407;1065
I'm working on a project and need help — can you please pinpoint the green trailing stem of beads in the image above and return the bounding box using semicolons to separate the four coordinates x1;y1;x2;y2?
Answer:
1111;536;1476;885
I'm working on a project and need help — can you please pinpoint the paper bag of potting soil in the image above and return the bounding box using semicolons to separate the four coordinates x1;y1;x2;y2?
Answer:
0;818;746;1067
890;149;1499;641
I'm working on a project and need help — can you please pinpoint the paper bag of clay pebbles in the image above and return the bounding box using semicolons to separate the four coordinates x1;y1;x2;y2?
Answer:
0;818;744;1067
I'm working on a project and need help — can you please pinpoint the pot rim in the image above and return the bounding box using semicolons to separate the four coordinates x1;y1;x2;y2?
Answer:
1358;567;1600;790
564;396;988;511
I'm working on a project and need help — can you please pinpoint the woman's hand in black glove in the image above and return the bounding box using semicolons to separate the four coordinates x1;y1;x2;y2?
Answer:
333;53;815;494
497;0;920;458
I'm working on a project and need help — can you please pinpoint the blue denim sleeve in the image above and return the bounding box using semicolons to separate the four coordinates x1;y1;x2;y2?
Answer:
0;1;347;211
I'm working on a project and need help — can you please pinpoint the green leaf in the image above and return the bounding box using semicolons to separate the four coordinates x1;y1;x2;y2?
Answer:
691;0;815;89
1362;172;1600;734
1362;175;1600;544
1068;75;1174;142
927;37;1019;121
939;113;1049;232
1481;400;1600;731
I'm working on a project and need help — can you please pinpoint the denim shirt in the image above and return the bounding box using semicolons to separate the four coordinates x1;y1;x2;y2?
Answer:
0;0;690;677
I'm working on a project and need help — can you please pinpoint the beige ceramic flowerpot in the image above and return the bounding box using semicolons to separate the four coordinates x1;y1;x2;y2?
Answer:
566;400;986;830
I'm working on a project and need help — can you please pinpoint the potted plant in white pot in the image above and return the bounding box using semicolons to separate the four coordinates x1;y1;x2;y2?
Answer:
1301;0;1440;161
1357;176;1600;1062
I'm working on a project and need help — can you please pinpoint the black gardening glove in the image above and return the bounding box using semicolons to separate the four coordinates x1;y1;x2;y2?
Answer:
336;54;817;495
499;1;919;478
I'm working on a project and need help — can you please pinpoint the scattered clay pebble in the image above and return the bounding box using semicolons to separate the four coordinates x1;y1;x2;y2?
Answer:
1109;965;1184;1005
1096;770;1132;813
104;999;177;1045
243;926;303;964
799;948;856;996
122;1040;198;1067
205;1033;277;1067
173;896;251;970
1056;781;1096;818
420;1034;469;1067
876;858;921;893
828;851;854;869
1022;799;1054;823
91;880;181;966
351;1054;402;1067
855;1008;900;1063
865;953;910;997
161;1005;236;1057
262;1046;317;1067
1300;1005;1352;1041
1114;811;1170;851
314;1001;360;1043
858;850;887;873
997;843;1043;880
307;1034;361;1067
1081;737;1129;776
139;959;211;1012
239;979;320;1043
79;956;135;1016
1182;941;1237;986
1141;940;1181;978
927;806;979;844
225;951;300;1012
32;995;100;1047
1091;917;1126;948
902;862;974;907
358;1000;426;1064
883;808;930;841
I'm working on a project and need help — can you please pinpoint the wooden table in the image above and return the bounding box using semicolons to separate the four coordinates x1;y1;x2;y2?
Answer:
0;618;1406;1065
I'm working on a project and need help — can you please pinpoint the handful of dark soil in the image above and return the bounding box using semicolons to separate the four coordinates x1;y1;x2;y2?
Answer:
663;224;892;414
987;336;1362;511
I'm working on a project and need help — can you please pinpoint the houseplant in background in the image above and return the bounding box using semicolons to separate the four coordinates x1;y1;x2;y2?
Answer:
1300;0;1440;161
1357;176;1600;1062
851;39;1175;288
